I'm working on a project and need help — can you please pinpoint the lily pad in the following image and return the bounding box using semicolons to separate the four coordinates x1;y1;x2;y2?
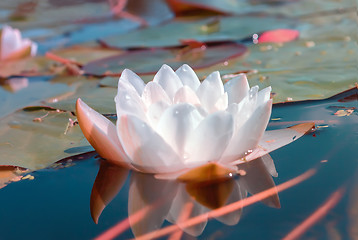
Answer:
46;82;117;113
49;45;124;66
83;42;247;76
101;16;292;48
0;108;91;170
0;56;52;78
0;76;78;118
242;40;357;103
168;0;353;17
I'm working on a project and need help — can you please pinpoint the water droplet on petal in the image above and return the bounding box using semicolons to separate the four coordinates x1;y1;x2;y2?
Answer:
249;86;259;99
183;152;190;160
244;149;253;156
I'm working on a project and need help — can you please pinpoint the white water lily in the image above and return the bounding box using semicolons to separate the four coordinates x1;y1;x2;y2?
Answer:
0;25;37;61
77;64;313;176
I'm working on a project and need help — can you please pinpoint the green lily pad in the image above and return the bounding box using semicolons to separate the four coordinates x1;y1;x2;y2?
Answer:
169;0;353;17
242;39;357;102
83;42;248;76
0;78;78;118
0;108;91;170
46;81;117;113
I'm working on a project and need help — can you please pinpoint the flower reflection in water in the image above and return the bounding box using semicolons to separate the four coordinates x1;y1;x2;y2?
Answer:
91;154;280;238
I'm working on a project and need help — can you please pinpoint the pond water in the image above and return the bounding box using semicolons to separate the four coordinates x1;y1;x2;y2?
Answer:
0;0;357;239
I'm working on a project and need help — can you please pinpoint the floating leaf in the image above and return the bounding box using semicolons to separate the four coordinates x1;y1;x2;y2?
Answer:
0;108;91;170
221;39;357;103
334;109;354;117
46;82;117;113
83;42;247;76
101;16;291;48
49;45;124;66
0;56;51;78
0;166;26;189
0;77;77;118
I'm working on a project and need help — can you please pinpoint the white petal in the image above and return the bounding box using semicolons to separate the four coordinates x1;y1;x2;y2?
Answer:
117;74;141;94
185;111;234;165
153;64;183;100
242;122;315;162
1;26;21;59
117;115;183;173
156;103;204;158
146;101;170;129
115;88;147;120
231;87;258;132
226;103;238;116
257;86;271;107
30;42;37;56
141;81;171;108
175;64;200;91
120;68;145;95
76;98;131;167
166;184;208;236
173;86;201;105
196;71;224;113
224;74;250;104
129;172;178;237
231;84;267;133
221;99;272;163
214;92;228;111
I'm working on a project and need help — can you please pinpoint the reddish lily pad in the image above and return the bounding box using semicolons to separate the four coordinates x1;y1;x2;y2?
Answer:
49;45;124;66
101;16;291;48
83;42;247;76
0;56;51;78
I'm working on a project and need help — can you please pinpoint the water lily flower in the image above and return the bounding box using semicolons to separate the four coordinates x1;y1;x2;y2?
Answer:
76;64;313;177
0;25;37;61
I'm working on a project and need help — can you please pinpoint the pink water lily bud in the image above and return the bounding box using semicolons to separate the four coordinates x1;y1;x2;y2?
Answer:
0;25;37;61
76;64;312;177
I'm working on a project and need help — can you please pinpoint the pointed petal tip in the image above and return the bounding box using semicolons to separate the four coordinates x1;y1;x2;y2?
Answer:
178;63;191;71
289;122;315;134
76;98;86;114
159;64;172;72
210;71;221;79
91;215;99;224
121;68;136;78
